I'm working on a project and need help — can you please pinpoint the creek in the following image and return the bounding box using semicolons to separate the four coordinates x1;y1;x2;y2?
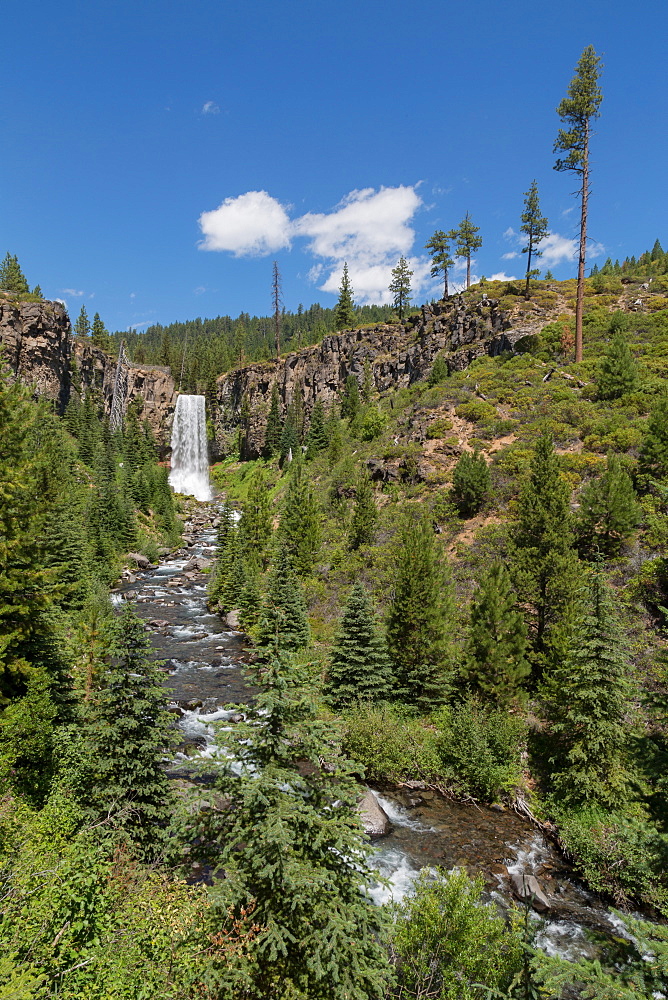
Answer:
112;500;640;965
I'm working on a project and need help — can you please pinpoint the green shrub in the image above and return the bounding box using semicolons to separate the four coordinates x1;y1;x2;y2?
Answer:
450;450;491;517
341;703;441;782
435;699;527;801
455;400;497;423
553;804;668;913
426;416;453;439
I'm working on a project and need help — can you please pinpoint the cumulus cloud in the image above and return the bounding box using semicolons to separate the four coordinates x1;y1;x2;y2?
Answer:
539;232;578;267
198;190;292;256
501;251;519;260
201;100;220;115
62;288;84;297
197;184;435;303
490;271;517;281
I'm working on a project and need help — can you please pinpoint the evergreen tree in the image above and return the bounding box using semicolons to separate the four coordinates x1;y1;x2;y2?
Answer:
239;467;273;565
74;304;91;339
341;374;361;422
450;214;482;290
256;547;310;650
465;563;530;708
389;256;413;320
428;354;449;386
324;583;394;709
451;449;491;517
305;399;329;459
425;230;454;298
279;459;320;576
85;606;174;857
576;454;639;558
0;253;30;296
511;433;580;674
91;312;112;351
554;45;603;362
597;328;638;400
334;261;356;330
638;394;668;484
520;180;549;298
0;374;54;703
279;405;299;465
348;468;378;549
545;572;635;807
190;643;391;999
385;513;453;710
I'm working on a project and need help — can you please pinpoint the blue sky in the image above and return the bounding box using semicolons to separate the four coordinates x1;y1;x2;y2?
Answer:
2;0;666;332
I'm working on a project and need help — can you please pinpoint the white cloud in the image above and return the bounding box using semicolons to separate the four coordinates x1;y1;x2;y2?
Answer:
197;184;433;304
194;286;206;295
127;321;152;330
503;227;516;239
501;251;519;260
490;271;517;281
62;288;84;297
539;232;578;267
198;190;292;256
201;100;220;115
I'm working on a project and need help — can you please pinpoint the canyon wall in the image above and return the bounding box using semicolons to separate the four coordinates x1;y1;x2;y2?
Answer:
213;294;521;457
0;295;176;446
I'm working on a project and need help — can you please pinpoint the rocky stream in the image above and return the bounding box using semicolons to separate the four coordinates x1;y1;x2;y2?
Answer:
112;500;644;965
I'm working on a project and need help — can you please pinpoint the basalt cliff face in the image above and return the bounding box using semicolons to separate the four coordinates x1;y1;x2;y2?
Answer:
0;296;177;446
214;294;524;458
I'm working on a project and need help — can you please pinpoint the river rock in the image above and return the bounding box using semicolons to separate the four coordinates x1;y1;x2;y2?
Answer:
183;557;198;572
196;558;212;570
225;610;241;630
510;872;551;912
357;789;391;838
128;551;152;569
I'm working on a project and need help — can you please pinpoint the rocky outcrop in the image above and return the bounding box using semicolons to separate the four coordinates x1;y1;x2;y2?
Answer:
214;294;516;458
0;296;177;447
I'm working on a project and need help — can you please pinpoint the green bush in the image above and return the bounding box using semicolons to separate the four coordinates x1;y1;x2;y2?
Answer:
435;699;527;801
455;400;497;423
426;416;453;439
341;703;441;782
553;804;668;913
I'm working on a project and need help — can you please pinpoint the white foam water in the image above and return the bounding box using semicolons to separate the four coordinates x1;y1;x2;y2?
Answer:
168;394;212;501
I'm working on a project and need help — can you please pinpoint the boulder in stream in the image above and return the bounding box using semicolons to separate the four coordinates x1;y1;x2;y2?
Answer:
510;872;551;912
128;552;153;570
225;610;242;630
357;789;391;838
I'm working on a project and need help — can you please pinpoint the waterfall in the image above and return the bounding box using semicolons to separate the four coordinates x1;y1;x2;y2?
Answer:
168;394;212;501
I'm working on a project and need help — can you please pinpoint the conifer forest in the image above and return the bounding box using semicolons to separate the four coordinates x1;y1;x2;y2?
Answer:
3;46;668;1000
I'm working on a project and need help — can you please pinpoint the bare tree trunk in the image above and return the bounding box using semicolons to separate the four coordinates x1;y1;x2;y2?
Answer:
525;240;533;299
272;261;282;360
444;270;449;298
466;255;471;289
575;123;590;364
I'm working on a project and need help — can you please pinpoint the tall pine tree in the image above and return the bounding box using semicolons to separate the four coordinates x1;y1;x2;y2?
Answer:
334;262;356;330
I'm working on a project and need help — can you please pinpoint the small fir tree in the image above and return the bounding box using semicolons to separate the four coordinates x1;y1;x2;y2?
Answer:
511;433;580;674
348;468;378;550
341;374;361;422
428;354;448;386
425;230;454;298
520;180;549;298
0;253;30;296
545;572;635;807
279;459;320;576
465;563;530;708
263;383;283;458
256;546;310;651
279;405;299;465
239;467;273;565
74;304;91;339
385;513;453;709
576;454;639;558
638;394;668;484
324;583;394;710
597;328;639;400
451;450;491;517
85;606;174;857
91;312;112;351
450;214;482;290
334;261;356;330
305;399;329;459
190;642;391;999
389;256;413;321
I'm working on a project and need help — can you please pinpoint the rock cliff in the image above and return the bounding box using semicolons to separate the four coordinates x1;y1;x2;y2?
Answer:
0;295;177;446
214;294;518;458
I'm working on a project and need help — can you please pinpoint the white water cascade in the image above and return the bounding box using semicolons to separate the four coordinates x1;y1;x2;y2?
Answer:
168;394;212;501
